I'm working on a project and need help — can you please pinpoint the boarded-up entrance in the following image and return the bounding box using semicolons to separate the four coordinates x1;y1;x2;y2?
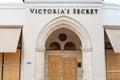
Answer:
0;49;21;80
48;55;77;80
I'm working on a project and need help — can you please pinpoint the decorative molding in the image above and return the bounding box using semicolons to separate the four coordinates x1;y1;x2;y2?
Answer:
36;47;45;52
35;16;92;80
82;47;92;52
36;16;92;48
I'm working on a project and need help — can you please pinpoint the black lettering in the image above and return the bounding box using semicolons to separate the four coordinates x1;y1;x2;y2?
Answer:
67;9;70;14
57;9;60;14
35;9;38;14
95;9;98;14
77;9;80;14
43;9;47;14
90;9;94;14
38;9;42;14
61;10;65;14
86;9;90;14
30;8;98;15
47;9;52;14
53;9;57;14
81;9;85;14
73;8;76;14
30;8;35;14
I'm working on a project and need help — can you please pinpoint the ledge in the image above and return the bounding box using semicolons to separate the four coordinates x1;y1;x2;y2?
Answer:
0;3;25;9
24;0;102;3
103;2;120;10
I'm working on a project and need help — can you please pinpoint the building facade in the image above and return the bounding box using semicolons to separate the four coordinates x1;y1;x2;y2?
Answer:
0;0;120;80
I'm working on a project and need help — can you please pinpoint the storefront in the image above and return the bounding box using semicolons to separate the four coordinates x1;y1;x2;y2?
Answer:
0;0;120;80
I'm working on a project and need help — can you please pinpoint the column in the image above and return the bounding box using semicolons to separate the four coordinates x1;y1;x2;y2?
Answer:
82;47;92;80
35;47;45;80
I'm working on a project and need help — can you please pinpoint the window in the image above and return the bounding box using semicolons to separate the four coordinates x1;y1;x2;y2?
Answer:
64;42;76;50
49;42;61;50
59;33;67;41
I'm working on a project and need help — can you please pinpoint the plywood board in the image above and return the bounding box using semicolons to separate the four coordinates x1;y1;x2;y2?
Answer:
3;67;19;80
48;55;62;80
63;57;77;80
4;50;20;66
3;49;20;80
116;72;120;79
106;49;120;80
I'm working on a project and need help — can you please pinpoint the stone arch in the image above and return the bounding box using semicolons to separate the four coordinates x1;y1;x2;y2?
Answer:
36;16;92;49
35;16;93;80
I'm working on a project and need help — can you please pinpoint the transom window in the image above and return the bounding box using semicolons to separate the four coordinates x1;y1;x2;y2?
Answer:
49;33;76;50
64;42;76;50
49;42;61;50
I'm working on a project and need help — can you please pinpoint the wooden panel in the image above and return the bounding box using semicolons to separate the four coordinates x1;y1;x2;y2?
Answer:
4;50;20;66
116;72;120;80
3;67;19;80
107;72;116;80
63;57;77;80
0;54;3;80
48;55;62;80
3;49;20;80
116;54;120;70
106;49;120;80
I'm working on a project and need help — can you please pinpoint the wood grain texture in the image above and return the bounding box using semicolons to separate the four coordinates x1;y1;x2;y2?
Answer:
3;49;20;80
48;55;62;80
63;57;77;80
0;53;3;80
106;49;120;80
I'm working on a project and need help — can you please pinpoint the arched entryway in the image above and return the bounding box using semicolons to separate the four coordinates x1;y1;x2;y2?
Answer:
35;16;92;80
45;28;82;80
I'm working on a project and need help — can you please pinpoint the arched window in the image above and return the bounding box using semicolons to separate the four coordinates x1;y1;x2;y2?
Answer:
64;42;76;50
59;33;67;41
49;42;61;50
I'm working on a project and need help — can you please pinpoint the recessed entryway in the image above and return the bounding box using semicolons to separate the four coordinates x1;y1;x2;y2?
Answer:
44;28;82;80
35;16;92;80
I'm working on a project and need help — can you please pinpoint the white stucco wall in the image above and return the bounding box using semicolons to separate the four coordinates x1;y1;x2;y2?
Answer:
103;3;120;26
0;3;25;26
23;3;106;80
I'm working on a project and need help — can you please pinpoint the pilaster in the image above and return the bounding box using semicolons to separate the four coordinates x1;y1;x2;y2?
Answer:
82;47;92;80
35;47;45;80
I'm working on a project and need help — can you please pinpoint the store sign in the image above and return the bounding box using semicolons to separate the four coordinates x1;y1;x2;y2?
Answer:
30;8;98;15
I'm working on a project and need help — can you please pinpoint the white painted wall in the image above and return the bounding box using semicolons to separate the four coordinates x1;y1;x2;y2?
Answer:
0;3;25;25
103;3;120;26
23;3;106;80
